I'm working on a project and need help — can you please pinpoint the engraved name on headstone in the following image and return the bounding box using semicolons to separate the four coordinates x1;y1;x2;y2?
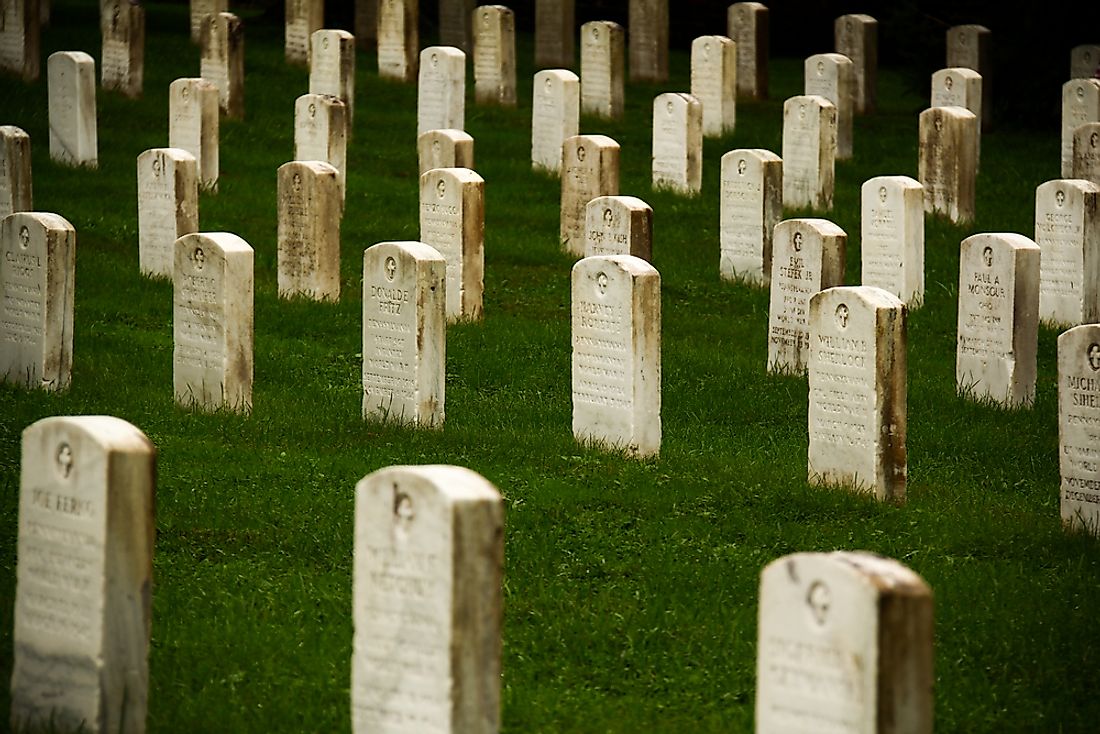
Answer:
726;2;767;100
137;148;198;278
419;167;484;321
834;13;876;114
580;21;624;119
652;92;702;195
561;134;620;256
918;105;977;223
584;195;652;261
285;0;323;65
782;95;837;210
628;0;668;82
1058;324;1100;534
169;77;219;191
278;160;341;302
720;148;781;286
100;0;144;98
417;128;474;176
377;0;418;82
1035;179;1100;326
860;175;924;306
294;93;348;201
417;46;466;135
804;52;853;160
473;5;516;106
691;35;736;138
531;69;579;173
48;51;98;168
0;126;33;219
199;11;244;119
946;24;992;131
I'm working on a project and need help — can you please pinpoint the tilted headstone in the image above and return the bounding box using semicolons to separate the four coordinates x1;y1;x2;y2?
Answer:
946;24;992;131
930;67;983;169
11;416;154;734
1062;81;1100;178
720;148;781;285
628;0;668;82
438;0;474;51
48;51;98;168
1071;44;1100;81
417;128;474;176
351;465;502;734
571;254;661;457
956;232;1040;408
100;0;144;98
0;212;74;391
691;35;736;138
1035;179;1100;325
309;30;356;128
918;105;977;223
200;11;244;120
579;21;624;119
781;95;836;210
834;13;876;114
561;134;620;256
1073;122;1100;186
278;160;341;302
0;126;33;219
361;241;446;427
755;552;933;733
354;0;377;49
473;5;516;106
377;0;417;82
726;2;767;100
860;175;924;306
1058;324;1100;533
767;218;846;374
804;52;854;160
0;0;40;81
585;195;652;260
531;69;579;173
534;0;574;68
651;92;702;195
294;93;348;200
189;0;226;43
419;167;484;321
285;0;323;65
417;46;465;136
137;148;199;279
173;231;254;412
169;77;219;191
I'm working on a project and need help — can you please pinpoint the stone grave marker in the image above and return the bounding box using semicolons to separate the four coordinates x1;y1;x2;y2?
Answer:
137;148;198;279
947;24;992;131
278;160;341;302
473;5;516;106
918;105;977;224
535;0;574;68
285;0;323;65
1073;122;1100;186
580;21;624;119
190;0;226;43
0;126;33;219
652;92;702;195
377;0;417;82
0;0;40;81
691;35;736;138
100;0;144;98
48;51;98;168
200;11;243;120
584;195;652;260
354;0;377;49
295;93;348;200
1062;81;1100;178
834;13;876;114
309;29;355;127
628;0;668;82
417;46;465;136
726;2;767;100
1035;179;1100;325
1058;324;1100;534
930;67;982;169
804;52;854;160
531;69;579;173
720;148;781;286
561;134;620;256
417;128;474;176
438;0;474;51
1071;45;1100;80
169;77;219;191
860;175;924;306
781;95;836;210
419;167;484;321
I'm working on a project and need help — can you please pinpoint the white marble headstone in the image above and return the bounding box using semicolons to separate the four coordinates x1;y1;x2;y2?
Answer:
417;128;474;176
726;2;767;100
1073;122;1100;186
651;92;702;195
628;0;668;82
781;94;837;210
417;46;466;136
719;148;781;286
580;21;624;119
946;24;992;131
419;167;484;322
860;175;924;306
200;11;244;120
584;195;652;261
295;93;348;201
48;51;98;169
169;77;219;191
804;52;854;160
100;0;144;98
0;126;33;219
561;134;620;255
137;148;199;279
0;0;40;81
1062;81;1100;178
531;69;579;173
473;5;516;106
690;35;736;138
1035;179;1100;326
534;0;574;68
285;0;323;65
930;67;982;168
189;0;226;43
277;160;341;302
377;0;417;82
309;29;356;127
1058;324;1100;534
834;13;876;114
1071;45;1100;81
918;105;977;223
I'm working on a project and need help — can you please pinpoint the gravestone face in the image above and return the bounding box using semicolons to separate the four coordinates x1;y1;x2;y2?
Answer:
137;148;199;279
0;212;75;391
377;0;417;82
1062;81;1100;178
755;552;933;734
351;465;503;734
918;105;977;223
860;175;925;305
1073;122;1100;186
571;255;661;457
354;0;378;48
534;0;574;68
169;78;219;191
946;24;991;131
419;167;484;321
0;126;33;219
561;134;620;255
11;416;155;734
691;35;737;138
1071;45;1100;81
417;128;474;176
173;232;254;413
808;286;907;500
531;69;579;173
417;46;466;135
834;14;876;114
294;93;348;200
473;5;516;106
767;218;847;374
930;67;982;169
726;2;767;100
628;0;668;82
585;195;652;260
651;92;703;195
782;95;837;210
438;0;474;51
0;0;40;81
1035;179;1100;326
190;0;226;43
361;241;446;427
310;30;355;127
720;148;782;286
200;11;244;120
48;51;98;169
278;160;341;302
804;53;854;160
956;233;1040;408
580;21;624;119
100;0;144;98
285;0;323;65
1058;324;1100;534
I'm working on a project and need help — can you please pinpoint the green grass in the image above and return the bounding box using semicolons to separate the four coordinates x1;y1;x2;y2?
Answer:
1;2;1097;732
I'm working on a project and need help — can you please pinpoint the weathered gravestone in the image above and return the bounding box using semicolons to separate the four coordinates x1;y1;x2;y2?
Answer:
417;46;465;136
719;148;781;285
351;464;503;734
946;24;992;131
531;69;579;173
0;0;40;81
918;105;977;224
691;35;736;138
804;53;854;160
652;92;702;195
285;0;323;65
782;95;836;210
10;416;155;734
377;0;417;82
294;93;348;200
169;77;219;191
438;0;474;51
1074;123;1100;186
726;2;767;100
200;11;243;120
808;286;907;501
419;167;484;321
354;0;377;49
535;0;573;68
1035;179;1100;325
572;254;661;457
930;67;982;170
755;551;933;734
137;148;198;279
473;5;516;106
99;0;143;98
0;126;33;219
277;160;341;302
0;212;74;391
417;128;473;176
1062;80;1100;178
561;134;620;256
860;175;924;306
310;30;355;127
585;195;652;260
48;51;98;168
1058;324;1100;534
580;21;624;120
1072;45;1100;81
956;232;1039;408
361;241;446;427
173;232;254;413
767;218;846;374
628;0;668;82
189;0;225;43
834;13;876;115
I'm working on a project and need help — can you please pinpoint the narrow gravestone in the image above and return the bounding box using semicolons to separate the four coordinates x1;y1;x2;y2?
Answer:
804;53;854;160
782;95;837;210
1058;324;1100;534
1;126;33;219
580;21;624;120
438;0;474;51
0;0;40;81
1073;122;1100;186
361;241;446;427
295;93;348;201
351;464;502;734
200;11;244;120
834;13;876;115
1062;81;1100;178
417;46;465;136
652;92;703;195
190;0;226;44
767;218;846;374
137;148;199;279
561;134;620;256
169;78;219;191
946;24;992;131
808;285;907;500
1035;179;1100;325
354;0;377;49
473;5;516;106
860;175;924;306
918;105;977;224
531;69;579;173
11;416;155;734
377;0;417;82
720;148;782;286
278;160;341;302
1071;45;1100;81
309;30;355;128
726;2;767;100
534;0;574;68
100;0;144;98
285;0;323;65
572;254;661;457
417;128;474;176
930;67;983;170
0;212;75;391
628;0;668;82
173;232;254;413
755;552;933;734
419;167;484;322
956;232;1040;408
585;195;652;260
48;51;98;169
691;35;736;138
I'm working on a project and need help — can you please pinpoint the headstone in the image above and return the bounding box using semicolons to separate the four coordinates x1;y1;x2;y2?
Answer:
417;128;474;176
561;135;620;256
1064;81;1100;178
1073;122;1100;186
47;51;98;169
351;464;502;734
99;0;143;98
438;0;475;51
199;11;244;120
767;218;846;374
755;552;933;733
0;0;40;81
628;0;668;82
808;286;907;500
584;195;652;260
571;254;661;457
534;0;574;68
473;5;516;106
189;0;226;43
417;46;465;136
294;93;348;200
10;416;154;734
804;53;854;160
361;241;446;427
137;148;199;279
579;21;624;119
651;92;702;195
169;77;219;191
860;175;924;306
720;148;781;285
0;126;33;219
956;232;1040;408
377;0;417;82
173;231;254;413
1035;179;1100;325
0;212;75;391
285;0;323;65
309;29;356;128
277;160;341;302
726;2;767;100
419;167;484;322
834;13;876;115
531;69;579;173
1058;324;1100;534
946;24;992;131
918;105;978;224
930;67;983;169
354;0;378;49
781;95;836;210
1071;44;1100;81
691;35;736;138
